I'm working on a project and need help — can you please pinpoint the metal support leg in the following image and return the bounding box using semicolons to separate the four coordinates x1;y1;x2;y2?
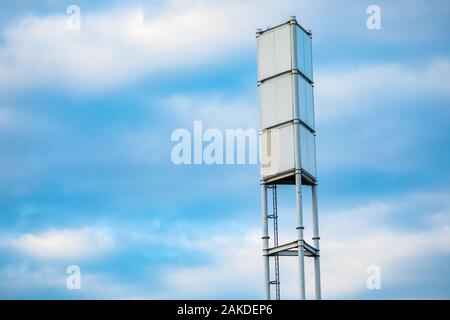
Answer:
312;184;321;300
261;183;270;300
295;172;306;299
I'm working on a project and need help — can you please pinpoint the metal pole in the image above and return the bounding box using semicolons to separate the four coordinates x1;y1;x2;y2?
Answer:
291;17;306;299
261;182;271;300
312;184;321;299
295;170;306;299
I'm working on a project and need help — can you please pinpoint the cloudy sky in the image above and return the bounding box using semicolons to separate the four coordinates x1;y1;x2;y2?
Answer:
0;0;449;299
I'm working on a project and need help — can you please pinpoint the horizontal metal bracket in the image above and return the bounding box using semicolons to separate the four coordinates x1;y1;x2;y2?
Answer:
262;169;317;186
266;240;319;257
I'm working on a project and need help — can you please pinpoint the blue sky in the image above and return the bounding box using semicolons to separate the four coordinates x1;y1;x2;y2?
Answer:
0;0;449;299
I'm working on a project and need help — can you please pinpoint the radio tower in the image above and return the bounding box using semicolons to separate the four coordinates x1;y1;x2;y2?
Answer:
256;16;321;300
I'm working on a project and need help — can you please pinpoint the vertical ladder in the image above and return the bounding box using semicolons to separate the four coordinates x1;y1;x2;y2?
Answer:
268;185;280;300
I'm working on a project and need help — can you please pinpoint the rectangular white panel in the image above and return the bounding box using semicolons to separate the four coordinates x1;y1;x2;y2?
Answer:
259;73;294;129
298;76;315;129
278;124;295;173
260;73;314;130
261;124;316;179
300;125;316;177
260;123;295;178
257;23;292;81
308;131;316;177
295;27;313;81
306;82;315;127
258;24;313;81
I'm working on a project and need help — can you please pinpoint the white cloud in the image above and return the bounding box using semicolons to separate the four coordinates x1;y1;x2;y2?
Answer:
310;58;450;173
163;93;257;129
318;191;450;298
0;263;64;295
159;229;263;298
315;58;450;123
1;191;448;299
3;227;114;260
156;190;450;299
0;263;147;299
1;0;447;94
0;0;295;93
